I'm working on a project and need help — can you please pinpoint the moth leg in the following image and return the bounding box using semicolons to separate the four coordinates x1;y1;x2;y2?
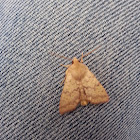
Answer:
80;52;84;63
60;64;70;68
60;77;65;86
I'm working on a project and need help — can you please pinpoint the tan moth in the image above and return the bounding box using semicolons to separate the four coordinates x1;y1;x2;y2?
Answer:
51;47;109;115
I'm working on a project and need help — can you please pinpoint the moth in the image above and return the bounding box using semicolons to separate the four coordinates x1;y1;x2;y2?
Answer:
51;47;109;115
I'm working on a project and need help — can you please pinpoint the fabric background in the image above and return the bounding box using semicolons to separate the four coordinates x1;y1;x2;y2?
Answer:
0;0;140;140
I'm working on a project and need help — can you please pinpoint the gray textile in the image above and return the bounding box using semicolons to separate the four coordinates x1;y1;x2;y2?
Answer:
0;0;140;139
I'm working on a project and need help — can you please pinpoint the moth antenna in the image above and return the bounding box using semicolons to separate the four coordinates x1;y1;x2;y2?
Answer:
83;46;101;58
48;50;72;61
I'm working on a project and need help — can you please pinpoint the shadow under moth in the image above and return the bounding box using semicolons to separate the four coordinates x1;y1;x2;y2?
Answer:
51;46;109;115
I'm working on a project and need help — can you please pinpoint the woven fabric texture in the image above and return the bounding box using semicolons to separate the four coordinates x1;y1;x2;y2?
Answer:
0;0;140;140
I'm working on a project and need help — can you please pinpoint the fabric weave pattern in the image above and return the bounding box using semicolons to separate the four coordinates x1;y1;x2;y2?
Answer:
0;0;140;140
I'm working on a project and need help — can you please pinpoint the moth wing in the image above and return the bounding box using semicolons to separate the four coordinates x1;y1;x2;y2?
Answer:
82;70;109;104
59;72;80;115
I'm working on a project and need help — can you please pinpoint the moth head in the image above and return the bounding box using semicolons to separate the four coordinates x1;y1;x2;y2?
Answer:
72;57;79;64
